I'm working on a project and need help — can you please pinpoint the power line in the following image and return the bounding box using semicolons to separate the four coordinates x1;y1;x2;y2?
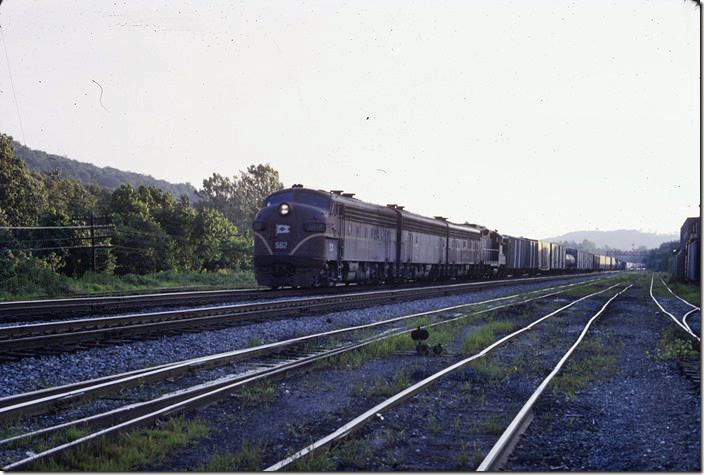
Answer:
0;235;113;245
0;228;115;231
1;245;112;252
0;24;26;144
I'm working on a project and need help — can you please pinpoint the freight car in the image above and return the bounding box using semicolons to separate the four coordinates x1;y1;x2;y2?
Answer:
253;186;615;288
671;217;700;284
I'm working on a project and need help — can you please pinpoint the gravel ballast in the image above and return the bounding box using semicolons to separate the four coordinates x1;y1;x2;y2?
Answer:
7;273;698;472
0;274;601;398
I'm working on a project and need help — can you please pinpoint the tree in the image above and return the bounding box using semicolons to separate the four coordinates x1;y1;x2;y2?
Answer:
232;164;284;233
197;173;236;222
154;197;197;270
193;208;251;271
40;170;97;214
644;240;679;271
0;134;47;226
197;164;284;235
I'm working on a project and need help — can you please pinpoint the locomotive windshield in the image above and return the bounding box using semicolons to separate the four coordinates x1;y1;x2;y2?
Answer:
266;192;293;207
265;190;331;210
296;192;330;209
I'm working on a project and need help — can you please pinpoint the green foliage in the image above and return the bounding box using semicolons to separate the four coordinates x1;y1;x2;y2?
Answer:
13;140;199;203
644;241;680;271
364;370;411;398
288;449;334;471
31;417;209;471
333;438;372;469
555;238;598;254
0;134;47;226
662;277;701;306
460;321;516;354
237;380;277;408
196;164;284;235
201;439;268;471
654;327;700;361
0;269;255;301
551;335;619;398
0;136;271;292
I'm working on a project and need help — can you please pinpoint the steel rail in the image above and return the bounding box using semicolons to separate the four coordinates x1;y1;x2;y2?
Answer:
0;288;266;319
658;276;700;310
0;281;612;470
0;276;600;422
649;275;700;342
2;279;611;471
0;274;607;355
0;271;616;321
477;284;632;471
683;308;699;333
264;283;621;471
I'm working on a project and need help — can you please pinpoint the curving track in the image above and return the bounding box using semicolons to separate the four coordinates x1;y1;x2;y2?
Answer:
1;277;605;470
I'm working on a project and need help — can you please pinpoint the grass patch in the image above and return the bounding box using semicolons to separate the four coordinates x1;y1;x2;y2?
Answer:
551;334;620;398
663;275;701;306
467;356;516;383
201;438;267;471
288;448;334;471
653;327;700;362
237;380;277;408
333;438;372;469
460;321;516;354
30;417;209;471
478;416;505;435
365;370;411;398
0;269;256;302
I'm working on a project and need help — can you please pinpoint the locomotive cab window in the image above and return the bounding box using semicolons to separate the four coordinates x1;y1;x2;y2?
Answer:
266;191;331;210
296;191;331;210
266;191;293;207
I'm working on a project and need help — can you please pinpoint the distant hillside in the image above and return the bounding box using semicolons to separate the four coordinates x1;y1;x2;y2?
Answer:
12;141;200;203
543;229;677;250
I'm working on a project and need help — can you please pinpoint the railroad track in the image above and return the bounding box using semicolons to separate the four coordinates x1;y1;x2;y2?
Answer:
0;273;608;361
1;276;608;470
649;275;701;386
0;272;619;322
649;274;700;342
0;287;297;322
263;283;631;470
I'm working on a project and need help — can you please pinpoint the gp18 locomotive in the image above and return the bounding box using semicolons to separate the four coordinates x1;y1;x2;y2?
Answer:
252;185;622;288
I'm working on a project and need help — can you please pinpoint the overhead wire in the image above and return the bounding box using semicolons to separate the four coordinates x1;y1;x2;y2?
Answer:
0;20;26;144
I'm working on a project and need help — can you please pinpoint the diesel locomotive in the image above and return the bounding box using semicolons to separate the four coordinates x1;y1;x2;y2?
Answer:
252;185;623;288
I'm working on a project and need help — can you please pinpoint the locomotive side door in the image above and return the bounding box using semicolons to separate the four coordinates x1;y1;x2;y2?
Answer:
338;204;345;260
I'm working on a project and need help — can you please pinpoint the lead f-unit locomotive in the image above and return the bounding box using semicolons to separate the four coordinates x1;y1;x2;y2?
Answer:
252;185;505;288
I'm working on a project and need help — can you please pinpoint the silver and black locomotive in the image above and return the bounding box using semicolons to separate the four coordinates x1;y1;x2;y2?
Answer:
252;185;623;288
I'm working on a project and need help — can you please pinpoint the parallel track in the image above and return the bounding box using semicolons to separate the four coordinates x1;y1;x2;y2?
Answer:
0;274;610;360
264;282;630;470
0;273;618;322
1;277;609;470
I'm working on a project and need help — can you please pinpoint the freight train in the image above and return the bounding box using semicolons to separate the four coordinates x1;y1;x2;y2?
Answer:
252;186;624;288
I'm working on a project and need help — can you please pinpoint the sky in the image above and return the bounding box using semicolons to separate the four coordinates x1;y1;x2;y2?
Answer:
0;0;699;240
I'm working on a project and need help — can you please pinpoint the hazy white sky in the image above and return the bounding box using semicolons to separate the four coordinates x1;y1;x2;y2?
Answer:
0;0;699;239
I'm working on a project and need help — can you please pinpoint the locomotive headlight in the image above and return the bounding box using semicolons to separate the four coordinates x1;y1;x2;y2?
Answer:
279;203;290;216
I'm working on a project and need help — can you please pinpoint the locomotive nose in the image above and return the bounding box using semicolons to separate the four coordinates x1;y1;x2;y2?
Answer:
253;201;329;288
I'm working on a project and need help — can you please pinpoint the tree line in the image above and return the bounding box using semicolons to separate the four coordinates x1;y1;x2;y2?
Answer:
0;133;283;284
